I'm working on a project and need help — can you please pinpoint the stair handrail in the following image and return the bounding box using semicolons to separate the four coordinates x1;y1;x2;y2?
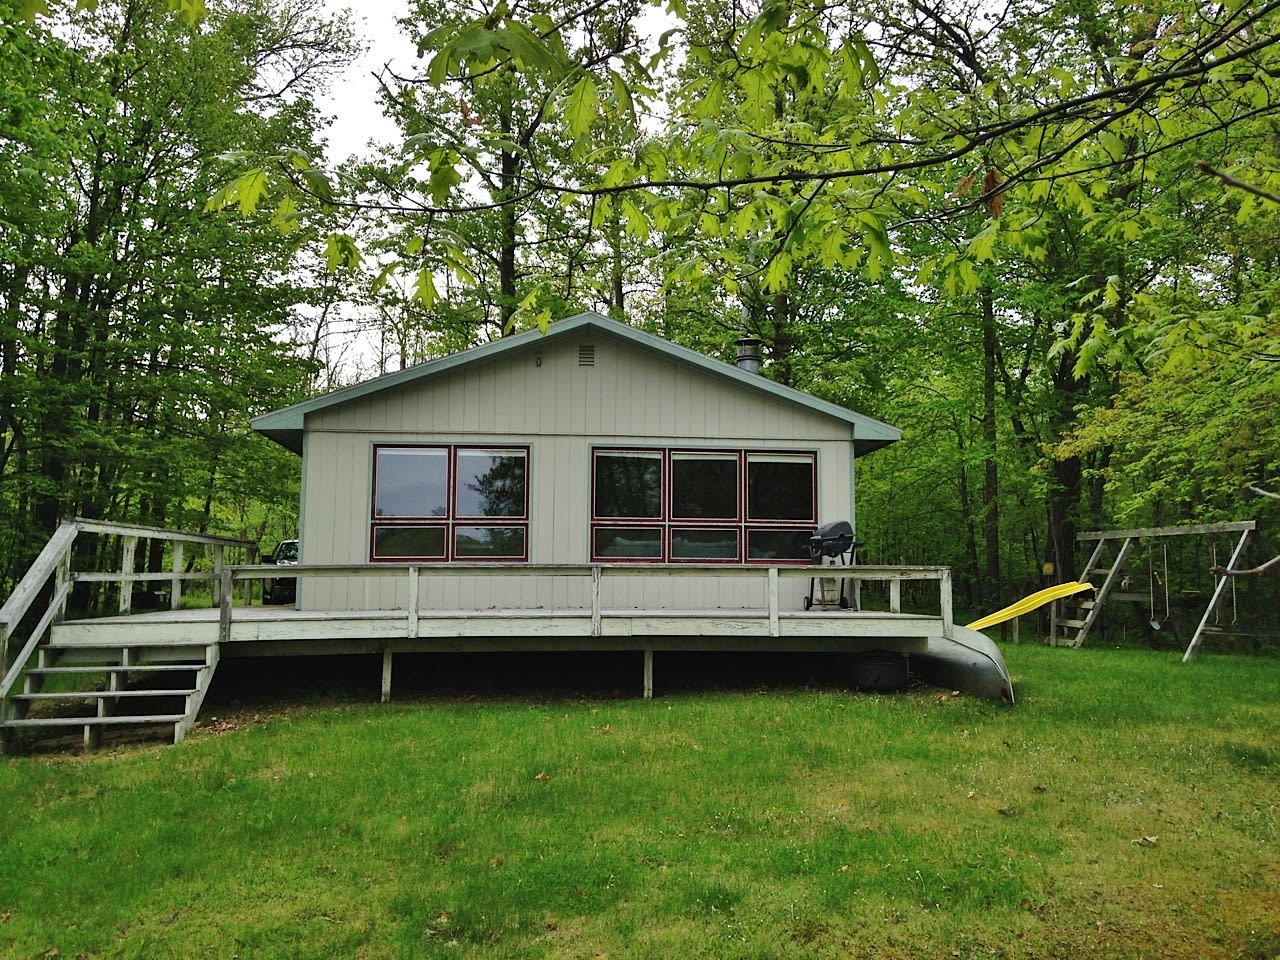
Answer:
0;521;79;697
2;519;258;701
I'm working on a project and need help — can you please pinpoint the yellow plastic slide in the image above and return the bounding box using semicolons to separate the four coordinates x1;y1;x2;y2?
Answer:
965;581;1095;631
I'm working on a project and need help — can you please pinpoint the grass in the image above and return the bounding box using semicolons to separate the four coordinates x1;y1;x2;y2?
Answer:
1;646;1279;959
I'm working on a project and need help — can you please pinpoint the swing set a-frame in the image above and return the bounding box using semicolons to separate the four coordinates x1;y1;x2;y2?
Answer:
1050;520;1256;660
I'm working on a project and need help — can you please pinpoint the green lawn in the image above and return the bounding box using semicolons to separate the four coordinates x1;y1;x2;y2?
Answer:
1;646;1278;959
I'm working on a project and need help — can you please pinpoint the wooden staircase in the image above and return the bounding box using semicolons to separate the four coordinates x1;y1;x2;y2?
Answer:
1050;536;1134;647
0;639;219;751
1;642;220;757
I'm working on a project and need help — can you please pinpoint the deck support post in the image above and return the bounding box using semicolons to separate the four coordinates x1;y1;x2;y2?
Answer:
381;648;393;703
643;648;653;699
889;580;901;614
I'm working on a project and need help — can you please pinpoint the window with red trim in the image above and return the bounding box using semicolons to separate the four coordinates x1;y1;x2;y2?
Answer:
591;448;815;563
371;445;529;561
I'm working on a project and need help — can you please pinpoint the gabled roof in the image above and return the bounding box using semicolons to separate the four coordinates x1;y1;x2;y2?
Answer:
252;311;901;455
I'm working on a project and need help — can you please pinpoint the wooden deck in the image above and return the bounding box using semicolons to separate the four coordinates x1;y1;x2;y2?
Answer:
51;602;946;701
52;605;945;653
3;521;1002;750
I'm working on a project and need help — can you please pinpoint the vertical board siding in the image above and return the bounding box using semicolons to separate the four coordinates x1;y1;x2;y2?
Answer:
300;333;853;611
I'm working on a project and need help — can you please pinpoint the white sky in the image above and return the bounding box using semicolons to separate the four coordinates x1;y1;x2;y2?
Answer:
316;0;678;162
319;0;418;162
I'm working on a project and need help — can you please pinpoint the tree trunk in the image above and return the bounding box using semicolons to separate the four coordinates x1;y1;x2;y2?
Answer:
981;288;1001;605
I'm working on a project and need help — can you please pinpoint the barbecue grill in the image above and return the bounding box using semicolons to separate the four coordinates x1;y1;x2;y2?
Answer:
805;520;863;610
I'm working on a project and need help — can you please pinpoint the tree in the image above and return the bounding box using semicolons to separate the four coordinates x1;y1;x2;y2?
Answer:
0;0;357;600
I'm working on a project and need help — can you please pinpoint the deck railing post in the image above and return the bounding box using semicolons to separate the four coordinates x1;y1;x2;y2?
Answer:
768;567;780;637
939;568;954;639
119;536;137;614
407;566;420;638
889;578;902;614
591;566;602;637
218;568;233;646
171;542;184;610
211;545;225;610
54;545;71;626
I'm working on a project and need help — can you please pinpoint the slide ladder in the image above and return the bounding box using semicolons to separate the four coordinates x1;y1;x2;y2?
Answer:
1051;536;1134;647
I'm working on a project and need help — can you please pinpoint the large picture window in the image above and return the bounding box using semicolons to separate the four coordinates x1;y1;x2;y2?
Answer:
591;448;816;563
371;445;528;561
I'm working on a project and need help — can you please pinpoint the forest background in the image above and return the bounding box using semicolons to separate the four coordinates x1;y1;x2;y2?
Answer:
2;0;1279;619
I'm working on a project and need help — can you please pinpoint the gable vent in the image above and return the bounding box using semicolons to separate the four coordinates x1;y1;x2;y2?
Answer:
578;344;596;367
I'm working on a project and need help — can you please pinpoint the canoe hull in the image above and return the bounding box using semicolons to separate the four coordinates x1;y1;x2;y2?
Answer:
912;626;1015;703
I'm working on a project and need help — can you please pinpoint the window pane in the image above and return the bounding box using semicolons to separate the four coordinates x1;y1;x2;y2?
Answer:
595;451;662;518
455;526;526;559
671;527;739;560
375;447;448;518
671;453;738;520
747;528;812;561
373;525;446;559
456;449;527;518
747;455;814;521
594;526;663;559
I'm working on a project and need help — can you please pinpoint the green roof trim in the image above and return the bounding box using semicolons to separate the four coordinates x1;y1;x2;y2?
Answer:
252;311;901;456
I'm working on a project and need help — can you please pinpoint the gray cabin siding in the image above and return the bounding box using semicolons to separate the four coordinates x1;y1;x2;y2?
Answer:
296;332;857;612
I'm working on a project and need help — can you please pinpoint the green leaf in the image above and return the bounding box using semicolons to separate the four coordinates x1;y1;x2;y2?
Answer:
428;150;463;206
370;262;396;295
168;0;205;24
299;166;333;204
324;233;362;271
763;250;793;292
413;268;438;308
564;75;599;141
620;197;650;239
204;168;270;215
968;223;999;262
270;197;300;236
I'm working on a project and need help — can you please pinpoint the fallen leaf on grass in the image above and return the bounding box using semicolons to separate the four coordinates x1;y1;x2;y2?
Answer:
1132;835;1159;846
534;772;550;781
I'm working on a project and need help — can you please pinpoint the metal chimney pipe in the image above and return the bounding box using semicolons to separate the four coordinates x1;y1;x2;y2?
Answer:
735;337;762;374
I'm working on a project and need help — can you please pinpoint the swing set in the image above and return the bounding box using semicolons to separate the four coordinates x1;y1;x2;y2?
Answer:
1050;521;1257;659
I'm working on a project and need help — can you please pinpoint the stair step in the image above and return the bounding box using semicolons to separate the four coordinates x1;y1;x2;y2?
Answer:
1059;619;1087;629
1;714;185;728
26;663;205;676
14;689;198;701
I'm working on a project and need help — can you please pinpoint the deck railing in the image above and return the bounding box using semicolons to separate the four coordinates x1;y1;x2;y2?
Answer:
0;519;256;700
217;562;955;644
4;518;955;709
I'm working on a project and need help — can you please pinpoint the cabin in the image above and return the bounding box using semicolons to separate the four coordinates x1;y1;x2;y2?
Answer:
0;313;1013;753
252;311;900;611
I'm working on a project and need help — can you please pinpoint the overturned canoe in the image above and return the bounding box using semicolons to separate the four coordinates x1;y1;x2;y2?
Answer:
913;625;1015;703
